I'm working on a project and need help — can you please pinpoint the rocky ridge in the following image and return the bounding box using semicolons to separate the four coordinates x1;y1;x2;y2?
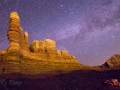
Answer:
0;12;81;75
102;54;120;68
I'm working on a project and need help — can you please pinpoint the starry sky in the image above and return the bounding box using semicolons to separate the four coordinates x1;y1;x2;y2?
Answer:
0;0;120;66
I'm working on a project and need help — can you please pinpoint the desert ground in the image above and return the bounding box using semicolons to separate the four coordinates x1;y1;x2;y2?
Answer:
0;69;120;90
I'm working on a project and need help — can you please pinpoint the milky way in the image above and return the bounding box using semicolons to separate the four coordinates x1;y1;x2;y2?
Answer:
0;0;120;65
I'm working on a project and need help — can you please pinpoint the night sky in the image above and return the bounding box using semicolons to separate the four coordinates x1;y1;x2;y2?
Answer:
0;0;120;66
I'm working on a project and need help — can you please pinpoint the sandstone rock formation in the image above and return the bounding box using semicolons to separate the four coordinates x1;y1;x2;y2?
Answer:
30;40;40;53
0;12;81;75
102;54;120;68
104;79;120;86
7;12;29;52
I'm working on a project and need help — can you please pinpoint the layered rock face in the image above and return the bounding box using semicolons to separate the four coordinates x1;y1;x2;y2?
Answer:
30;39;75;61
7;12;20;51
0;12;80;74
6;12;30;61
102;54;120;68
8;12;29;51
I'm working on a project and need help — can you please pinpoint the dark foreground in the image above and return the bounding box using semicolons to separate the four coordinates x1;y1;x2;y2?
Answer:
0;70;120;90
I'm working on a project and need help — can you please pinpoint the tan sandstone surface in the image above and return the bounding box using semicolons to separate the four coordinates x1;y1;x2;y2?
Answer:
102;54;120;68
0;12;82;75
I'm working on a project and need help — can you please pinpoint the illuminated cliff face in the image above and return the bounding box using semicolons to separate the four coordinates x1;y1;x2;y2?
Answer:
7;12;20;51
7;12;29;51
0;12;81;75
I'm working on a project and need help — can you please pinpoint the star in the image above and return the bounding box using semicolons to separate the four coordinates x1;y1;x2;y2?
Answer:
60;5;63;7
0;0;120;66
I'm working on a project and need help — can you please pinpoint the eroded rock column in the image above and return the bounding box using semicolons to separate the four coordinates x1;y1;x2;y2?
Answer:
7;12;21;51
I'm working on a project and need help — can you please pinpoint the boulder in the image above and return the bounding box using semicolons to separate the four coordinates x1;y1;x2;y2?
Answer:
61;50;68;55
30;40;40;53
100;79;120;90
61;50;71;58
43;39;56;50
104;79;120;86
